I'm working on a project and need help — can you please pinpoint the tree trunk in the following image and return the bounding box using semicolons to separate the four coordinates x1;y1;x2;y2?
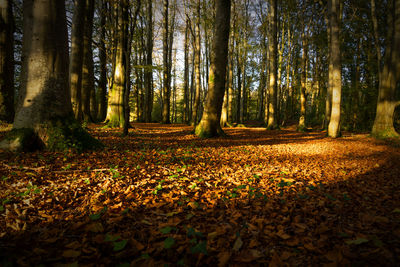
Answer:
0;0;100;152
324;0;332;130
144;0;153;123
106;2;127;128
97;0;108;122
0;0;14;123
371;0;400;138
195;0;231;138
183;18;189;123
70;0;85;122
328;0;342;138
298;27;307;131
267;0;278;129
162;0;170;124
192;0;201;126
81;0;95;122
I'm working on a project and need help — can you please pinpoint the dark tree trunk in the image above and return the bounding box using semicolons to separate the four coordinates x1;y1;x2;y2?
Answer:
0;0;15;123
195;0;231;138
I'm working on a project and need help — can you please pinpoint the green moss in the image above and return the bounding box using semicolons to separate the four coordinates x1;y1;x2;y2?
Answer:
297;125;308;132
195;123;226;139
45;117;103;152
371;128;400;140
1;128;44;152
266;124;280;130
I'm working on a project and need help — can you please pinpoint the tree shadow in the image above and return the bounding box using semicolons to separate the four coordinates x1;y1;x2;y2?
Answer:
1;124;400;266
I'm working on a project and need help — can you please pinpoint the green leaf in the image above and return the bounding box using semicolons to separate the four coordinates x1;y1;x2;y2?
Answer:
392;208;400;213
164;237;175;249
0;206;4;212
160;226;173;234
105;234;120;242
113;239;128;251
345;238;369;245
190;241;208;255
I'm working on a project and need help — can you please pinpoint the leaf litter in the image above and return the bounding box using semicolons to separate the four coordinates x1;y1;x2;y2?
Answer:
0;123;400;266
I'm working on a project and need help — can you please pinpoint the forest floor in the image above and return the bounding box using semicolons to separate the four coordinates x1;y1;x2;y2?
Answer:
1;123;400;266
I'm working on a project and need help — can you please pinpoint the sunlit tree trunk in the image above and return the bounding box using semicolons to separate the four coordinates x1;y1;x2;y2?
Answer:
298;24;308;131
267;0;278;129
0;0;100;151
371;0;400;138
324;0;332;130
97;0;107;122
195;0;231;138
328;0;342;138
144;0;153;123
106;2;127;128
192;0;201;126
0;0;14;123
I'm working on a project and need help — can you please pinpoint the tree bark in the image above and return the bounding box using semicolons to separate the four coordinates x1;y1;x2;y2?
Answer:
144;0;153;123
162;0;170;124
195;0;231;138
0;0;14;123
106;2;127;128
192;0;201;126
267;0;278;129
0;0;100;151
97;0;108;122
371;0;400;138
298;25;307;131
327;0;342;138
81;0;95;122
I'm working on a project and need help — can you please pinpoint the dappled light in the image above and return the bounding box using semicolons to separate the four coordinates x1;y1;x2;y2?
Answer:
1;124;400;266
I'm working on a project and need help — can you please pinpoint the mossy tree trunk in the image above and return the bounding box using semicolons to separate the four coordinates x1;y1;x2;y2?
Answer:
371;0;400;138
195;0;231;138
0;0;101;152
106;1;127;128
0;0;14;123
327;0;342;138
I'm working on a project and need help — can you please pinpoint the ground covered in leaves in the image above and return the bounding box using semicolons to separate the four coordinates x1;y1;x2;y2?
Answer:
1;123;400;266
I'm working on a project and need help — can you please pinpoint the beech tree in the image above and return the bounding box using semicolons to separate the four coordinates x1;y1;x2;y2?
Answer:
195;0;231;138
266;0;278;130
371;0;400;137
0;0;100;151
327;0;342;138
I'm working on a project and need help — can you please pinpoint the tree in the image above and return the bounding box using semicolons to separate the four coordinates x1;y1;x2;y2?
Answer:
371;0;400;138
191;0;201;126
0;0;101;152
143;0;153;123
82;0;96;122
195;0;231;138
327;0;342;138
266;0;278;129
97;0;108;122
161;0;171;124
106;0;128;128
0;0;15;123
69;0;86;121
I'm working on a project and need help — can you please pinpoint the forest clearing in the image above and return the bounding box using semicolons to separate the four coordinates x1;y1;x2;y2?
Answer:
1;123;400;266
